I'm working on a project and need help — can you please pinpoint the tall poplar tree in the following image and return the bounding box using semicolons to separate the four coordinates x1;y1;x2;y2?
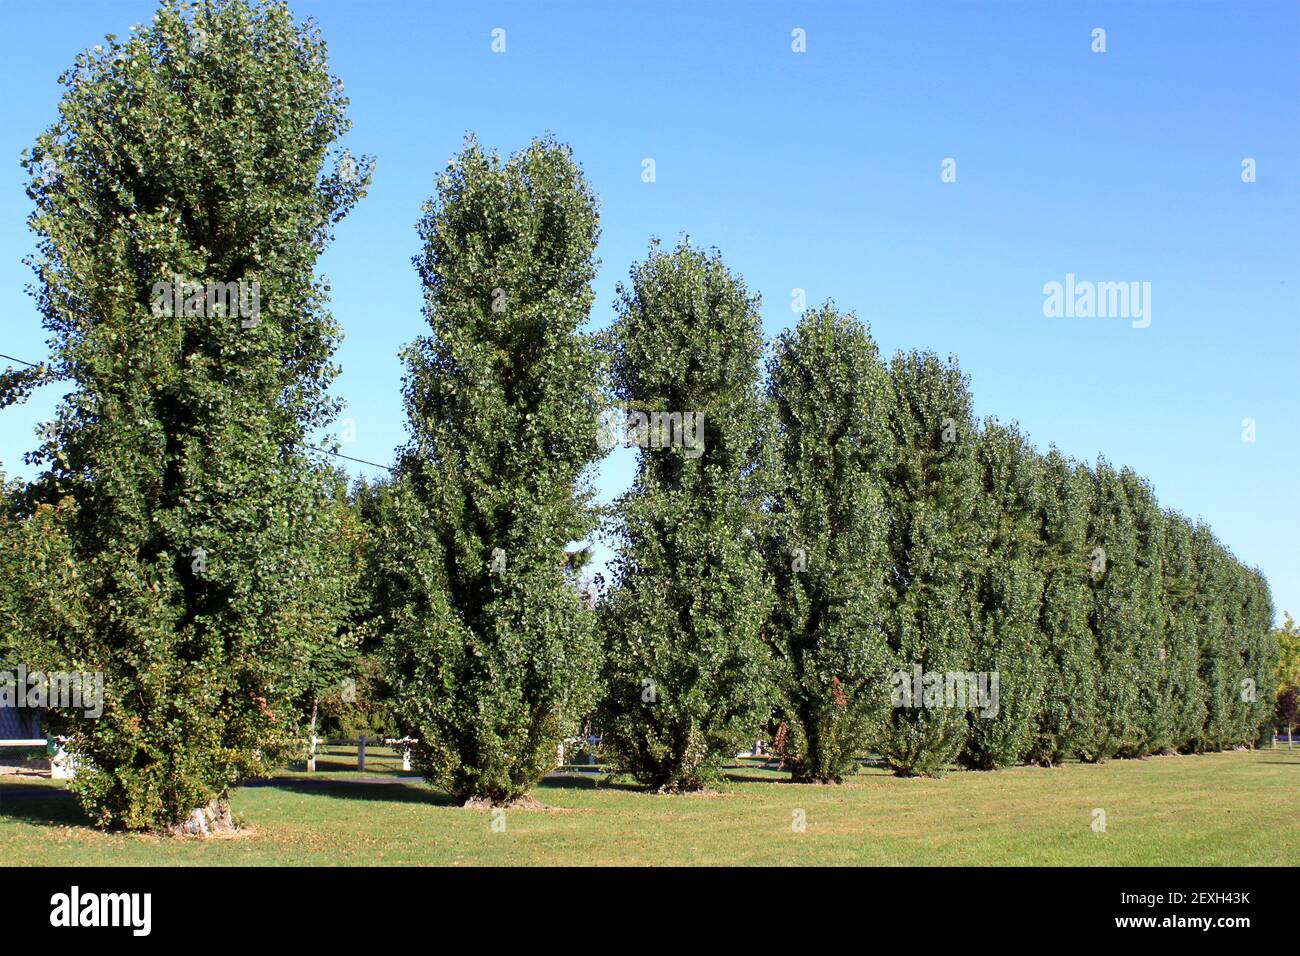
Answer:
7;0;370;832
877;352;981;775
1160;511;1207;751
1191;522;1235;750
762;306;894;783
383;136;605;805
1122;470;1174;755
1229;563;1277;744
1029;450;1104;763
1087;462;1146;759
598;240;774;792
1242;567;1279;743
962;421;1048;769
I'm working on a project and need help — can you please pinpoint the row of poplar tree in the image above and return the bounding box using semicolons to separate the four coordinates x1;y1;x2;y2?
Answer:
0;1;1277;831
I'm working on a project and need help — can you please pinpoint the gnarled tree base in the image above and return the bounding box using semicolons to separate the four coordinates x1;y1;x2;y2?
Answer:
165;799;235;837
462;794;547;810
652;784;720;796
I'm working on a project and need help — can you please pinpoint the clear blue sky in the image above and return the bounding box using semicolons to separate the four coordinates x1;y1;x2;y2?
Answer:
1;1;1296;620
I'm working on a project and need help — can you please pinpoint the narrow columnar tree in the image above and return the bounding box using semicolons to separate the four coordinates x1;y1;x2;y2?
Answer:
877;352;982;775
6;0;370;832
1235;565;1278;744
1029;450;1104;764
1159;511;1208;751
1218;561;1254;744
1086;462;1149;760
761;306;894;783
384;136;605;805
1190;522;1236;750
961;421;1048;770
1121;470;1174;755
598;240;774;792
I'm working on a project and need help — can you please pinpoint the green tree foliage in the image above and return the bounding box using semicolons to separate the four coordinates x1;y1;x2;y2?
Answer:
383;136;605;805
1237;566;1277;744
4;0;370;832
1274;613;1300;702
1191;522;1238;750
761;306;893;783
4;30;1278;801
1086;462;1148;759
1218;562;1253;744
598;240;773;792
1278;687;1299;737
877;352;981;775
290;472;374;749
348;475;404;646
1160;511;1208;750
961;421;1048;769
313;653;398;740
1029;450;1104;763
1121;470;1175;755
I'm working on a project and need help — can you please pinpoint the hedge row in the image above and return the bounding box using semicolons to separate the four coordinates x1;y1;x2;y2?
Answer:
595;257;1278;787
0;0;1277;824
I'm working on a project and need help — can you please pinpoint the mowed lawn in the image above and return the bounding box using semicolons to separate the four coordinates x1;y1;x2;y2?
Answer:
2;748;1296;865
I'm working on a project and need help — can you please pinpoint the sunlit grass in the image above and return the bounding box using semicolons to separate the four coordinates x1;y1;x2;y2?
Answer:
3;748;1296;865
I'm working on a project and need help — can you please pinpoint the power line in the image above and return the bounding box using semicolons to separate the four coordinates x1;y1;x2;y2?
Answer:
305;446;395;473
0;353;41;368
4;348;395;474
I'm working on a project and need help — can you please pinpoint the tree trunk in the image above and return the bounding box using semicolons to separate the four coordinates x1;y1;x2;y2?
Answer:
165;797;235;837
307;700;319;772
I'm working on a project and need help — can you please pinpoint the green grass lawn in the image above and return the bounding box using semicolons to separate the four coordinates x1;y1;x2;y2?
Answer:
2;748;1296;865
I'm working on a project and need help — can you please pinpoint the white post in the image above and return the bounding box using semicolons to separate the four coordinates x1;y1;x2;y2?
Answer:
357;736;366;772
50;740;76;780
306;700;318;771
402;747;412;772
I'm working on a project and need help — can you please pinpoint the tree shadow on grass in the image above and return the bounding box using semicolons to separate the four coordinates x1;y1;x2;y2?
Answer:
250;777;459;807
0;778;458;834
723;770;800;784
537;773;645;794
0;771;679;826
282;761;408;777
539;774;602;791
0;786;94;829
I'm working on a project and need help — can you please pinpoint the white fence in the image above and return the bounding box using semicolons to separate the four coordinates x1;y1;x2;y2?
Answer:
305;736;417;772
0;737;76;778
8;731;1291;782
